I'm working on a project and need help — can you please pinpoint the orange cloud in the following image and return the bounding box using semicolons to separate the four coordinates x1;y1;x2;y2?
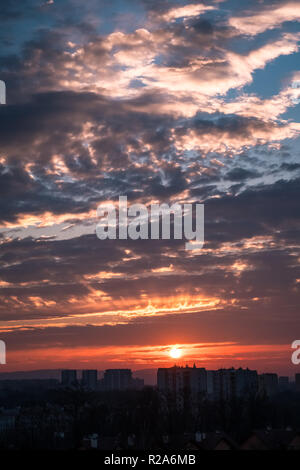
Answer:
160;3;216;22
0;294;222;332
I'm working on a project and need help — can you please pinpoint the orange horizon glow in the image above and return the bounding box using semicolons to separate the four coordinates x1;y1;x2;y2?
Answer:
1;342;296;377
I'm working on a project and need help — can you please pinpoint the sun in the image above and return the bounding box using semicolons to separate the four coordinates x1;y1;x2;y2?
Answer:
169;347;182;359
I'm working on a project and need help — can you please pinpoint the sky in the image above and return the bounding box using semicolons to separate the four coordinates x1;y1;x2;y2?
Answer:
0;0;300;376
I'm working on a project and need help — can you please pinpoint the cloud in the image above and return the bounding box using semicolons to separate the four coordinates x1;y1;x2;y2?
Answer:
173;115;300;155
0;1;300;371
229;1;300;36
224;167;260;181
159;3;216;22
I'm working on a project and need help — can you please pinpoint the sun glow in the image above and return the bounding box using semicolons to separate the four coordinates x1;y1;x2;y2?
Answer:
169;347;182;359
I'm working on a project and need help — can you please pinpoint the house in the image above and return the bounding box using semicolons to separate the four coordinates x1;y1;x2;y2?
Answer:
241;429;296;450
81;433;99;450
0;408;19;433
288;432;300;451
185;431;237;451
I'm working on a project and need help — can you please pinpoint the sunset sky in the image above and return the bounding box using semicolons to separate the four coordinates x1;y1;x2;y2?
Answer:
0;0;300;376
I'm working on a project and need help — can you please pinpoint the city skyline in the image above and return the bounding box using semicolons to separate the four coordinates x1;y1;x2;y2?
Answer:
1;364;300;451
1;340;299;377
1;363;299;384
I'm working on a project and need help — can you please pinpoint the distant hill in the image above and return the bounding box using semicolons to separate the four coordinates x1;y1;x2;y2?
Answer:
0;368;158;385
0;370;62;380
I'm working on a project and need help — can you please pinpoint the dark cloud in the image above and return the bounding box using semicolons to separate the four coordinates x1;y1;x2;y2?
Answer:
224;167;260;181
0;175;299;329
280;162;300;172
